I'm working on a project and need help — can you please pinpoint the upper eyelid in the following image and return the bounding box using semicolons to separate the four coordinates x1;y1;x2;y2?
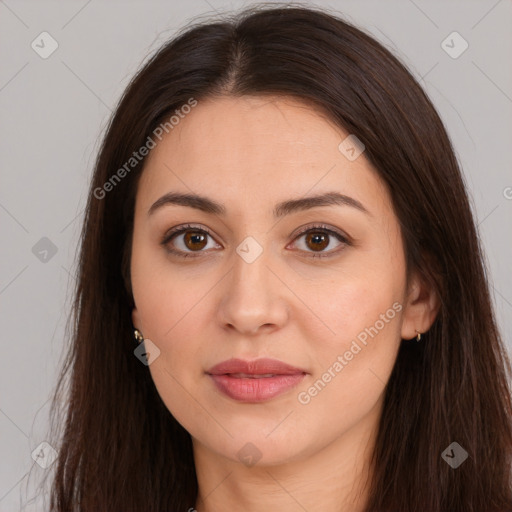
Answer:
163;223;216;242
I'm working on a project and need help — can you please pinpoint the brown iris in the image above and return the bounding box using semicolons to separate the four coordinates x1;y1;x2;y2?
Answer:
184;230;208;251
305;231;329;252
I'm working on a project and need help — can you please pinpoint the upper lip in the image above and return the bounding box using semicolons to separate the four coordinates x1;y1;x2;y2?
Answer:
207;358;307;376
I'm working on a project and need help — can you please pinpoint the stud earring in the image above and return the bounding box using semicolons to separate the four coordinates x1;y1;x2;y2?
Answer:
133;329;144;344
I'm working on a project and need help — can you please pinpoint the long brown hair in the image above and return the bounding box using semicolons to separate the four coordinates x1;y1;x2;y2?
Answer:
42;3;512;511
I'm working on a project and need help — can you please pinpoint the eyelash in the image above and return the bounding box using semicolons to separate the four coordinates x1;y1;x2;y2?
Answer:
160;223;351;259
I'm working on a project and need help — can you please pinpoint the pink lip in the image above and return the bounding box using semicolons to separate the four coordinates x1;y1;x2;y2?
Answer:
207;358;307;403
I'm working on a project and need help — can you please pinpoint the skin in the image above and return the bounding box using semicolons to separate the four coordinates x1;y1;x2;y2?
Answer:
130;95;439;512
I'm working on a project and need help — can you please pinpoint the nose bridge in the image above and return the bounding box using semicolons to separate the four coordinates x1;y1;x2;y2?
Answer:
218;234;288;333
231;235;273;302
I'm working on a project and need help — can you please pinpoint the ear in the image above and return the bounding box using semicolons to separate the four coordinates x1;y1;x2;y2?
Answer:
132;307;142;332
400;270;440;340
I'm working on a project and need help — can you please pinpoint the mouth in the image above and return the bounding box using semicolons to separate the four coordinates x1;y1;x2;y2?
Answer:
206;358;308;403
226;373;281;378
207;357;307;376
208;373;307;402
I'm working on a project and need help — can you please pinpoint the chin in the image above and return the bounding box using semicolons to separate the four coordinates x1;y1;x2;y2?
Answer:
200;430;312;468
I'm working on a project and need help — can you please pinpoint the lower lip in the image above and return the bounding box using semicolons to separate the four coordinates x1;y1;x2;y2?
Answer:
209;373;306;402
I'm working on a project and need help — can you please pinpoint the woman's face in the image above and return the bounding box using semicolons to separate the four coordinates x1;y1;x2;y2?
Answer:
130;95;422;466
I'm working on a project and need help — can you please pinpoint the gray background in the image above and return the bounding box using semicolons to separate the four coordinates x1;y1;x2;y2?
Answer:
1;0;511;510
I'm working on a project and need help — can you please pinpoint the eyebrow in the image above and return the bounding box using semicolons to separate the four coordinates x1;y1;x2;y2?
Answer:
148;191;371;218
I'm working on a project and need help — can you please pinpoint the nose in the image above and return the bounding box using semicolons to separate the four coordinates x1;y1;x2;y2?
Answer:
216;242;290;336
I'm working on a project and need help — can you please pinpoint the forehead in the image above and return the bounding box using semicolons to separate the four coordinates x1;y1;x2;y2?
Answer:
159;95;346;164
138;95;391;219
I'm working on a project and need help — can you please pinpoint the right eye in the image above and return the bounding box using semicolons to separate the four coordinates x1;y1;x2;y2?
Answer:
161;224;221;258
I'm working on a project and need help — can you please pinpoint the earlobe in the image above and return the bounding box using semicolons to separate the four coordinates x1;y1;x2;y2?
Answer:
400;272;440;340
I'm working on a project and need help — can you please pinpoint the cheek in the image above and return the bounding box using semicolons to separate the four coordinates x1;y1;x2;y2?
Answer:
132;256;208;431
294;258;404;350
293;280;402;445
131;239;203;338
291;248;405;414
130;243;216;391
330;281;401;345
304;279;402;395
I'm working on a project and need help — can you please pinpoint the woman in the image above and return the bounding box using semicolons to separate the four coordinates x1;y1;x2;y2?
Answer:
44;4;512;511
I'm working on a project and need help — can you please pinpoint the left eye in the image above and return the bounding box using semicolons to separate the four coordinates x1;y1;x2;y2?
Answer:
290;227;348;257
161;224;349;259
